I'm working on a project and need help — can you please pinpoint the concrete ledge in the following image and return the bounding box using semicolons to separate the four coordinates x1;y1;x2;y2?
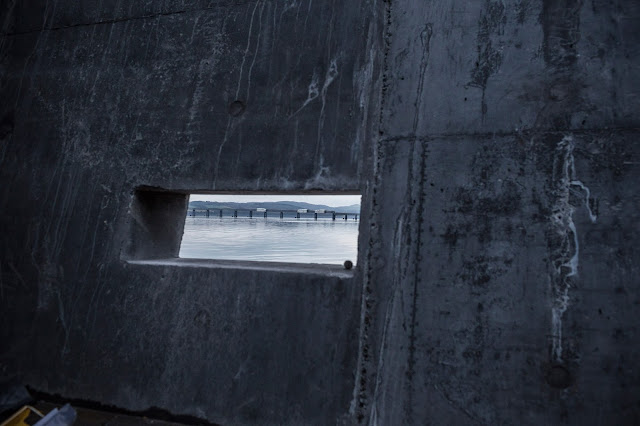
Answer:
126;258;355;279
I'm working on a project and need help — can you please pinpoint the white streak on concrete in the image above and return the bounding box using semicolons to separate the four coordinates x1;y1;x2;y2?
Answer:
313;58;339;167
304;155;331;189
235;0;261;100
318;59;339;126
565;220;579;278
213;118;233;189
550;274;570;361
246;0;265;101
549;135;597;362
188;63;205;123
290;72;319;117
322;58;339;95
352;43;376;166
57;288;71;356
570;179;597;223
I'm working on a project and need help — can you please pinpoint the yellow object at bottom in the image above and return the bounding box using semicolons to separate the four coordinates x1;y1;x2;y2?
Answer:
0;406;31;426
0;405;44;426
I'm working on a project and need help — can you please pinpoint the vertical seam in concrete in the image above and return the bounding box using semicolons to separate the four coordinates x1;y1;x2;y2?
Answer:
411;24;433;133
401;15;433;424
404;139;428;423
351;0;392;423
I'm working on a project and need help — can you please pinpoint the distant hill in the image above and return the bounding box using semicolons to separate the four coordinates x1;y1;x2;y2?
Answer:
188;200;361;213
334;204;361;213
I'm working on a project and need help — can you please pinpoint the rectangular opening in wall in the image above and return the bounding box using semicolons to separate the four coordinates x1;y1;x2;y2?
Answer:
179;194;361;266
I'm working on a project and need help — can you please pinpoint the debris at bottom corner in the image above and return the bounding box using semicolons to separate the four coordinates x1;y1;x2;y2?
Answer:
1;403;76;426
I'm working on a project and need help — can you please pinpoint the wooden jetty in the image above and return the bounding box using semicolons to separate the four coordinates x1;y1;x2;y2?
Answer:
187;208;359;221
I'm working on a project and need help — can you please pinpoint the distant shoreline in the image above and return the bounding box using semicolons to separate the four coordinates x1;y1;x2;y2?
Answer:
188;200;361;214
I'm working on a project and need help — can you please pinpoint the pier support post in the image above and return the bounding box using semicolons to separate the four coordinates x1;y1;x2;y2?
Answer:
249;211;252;218
280;211;283;219
219;210;223;218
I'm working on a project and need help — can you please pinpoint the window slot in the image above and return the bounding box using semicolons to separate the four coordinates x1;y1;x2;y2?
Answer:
179;194;361;266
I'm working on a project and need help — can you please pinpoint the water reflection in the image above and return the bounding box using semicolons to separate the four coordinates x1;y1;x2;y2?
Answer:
179;217;359;265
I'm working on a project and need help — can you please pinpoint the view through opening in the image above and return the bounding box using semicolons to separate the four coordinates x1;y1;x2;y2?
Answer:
179;194;361;265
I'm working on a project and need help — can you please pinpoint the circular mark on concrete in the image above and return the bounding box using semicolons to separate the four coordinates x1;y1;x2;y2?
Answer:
228;100;246;117
546;365;573;389
344;260;353;270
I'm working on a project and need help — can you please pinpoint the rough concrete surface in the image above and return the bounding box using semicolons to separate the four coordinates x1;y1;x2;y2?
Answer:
1;0;639;425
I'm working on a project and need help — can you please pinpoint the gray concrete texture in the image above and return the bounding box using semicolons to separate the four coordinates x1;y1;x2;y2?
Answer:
0;0;638;425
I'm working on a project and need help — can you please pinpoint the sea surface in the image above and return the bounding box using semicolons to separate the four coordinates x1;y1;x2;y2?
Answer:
179;216;359;265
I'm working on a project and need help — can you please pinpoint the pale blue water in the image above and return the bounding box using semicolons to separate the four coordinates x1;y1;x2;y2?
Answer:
179;217;359;265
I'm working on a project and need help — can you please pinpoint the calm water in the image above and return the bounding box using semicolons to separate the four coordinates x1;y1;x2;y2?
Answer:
179;217;359;265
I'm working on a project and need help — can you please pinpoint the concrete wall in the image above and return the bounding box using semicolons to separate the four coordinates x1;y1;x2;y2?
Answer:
1;0;639;425
354;1;640;424
0;1;382;424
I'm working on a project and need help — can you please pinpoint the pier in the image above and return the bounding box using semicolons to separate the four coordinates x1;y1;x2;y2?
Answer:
187;208;359;221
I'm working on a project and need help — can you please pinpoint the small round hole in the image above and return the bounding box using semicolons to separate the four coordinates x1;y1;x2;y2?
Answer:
229;100;246;117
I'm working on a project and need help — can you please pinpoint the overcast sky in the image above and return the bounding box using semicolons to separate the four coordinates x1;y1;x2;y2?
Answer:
189;194;361;207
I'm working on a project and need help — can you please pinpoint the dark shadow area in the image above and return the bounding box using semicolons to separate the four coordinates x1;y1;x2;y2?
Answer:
125;187;189;260
27;387;221;426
